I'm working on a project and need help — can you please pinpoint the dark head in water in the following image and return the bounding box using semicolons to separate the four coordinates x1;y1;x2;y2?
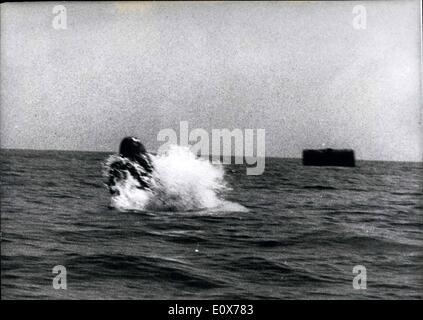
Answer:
119;136;153;174
119;136;147;160
106;137;154;195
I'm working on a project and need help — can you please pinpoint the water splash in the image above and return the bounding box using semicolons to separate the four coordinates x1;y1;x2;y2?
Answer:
103;145;247;213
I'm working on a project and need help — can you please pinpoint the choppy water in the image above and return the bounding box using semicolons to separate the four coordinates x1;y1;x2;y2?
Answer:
1;149;422;299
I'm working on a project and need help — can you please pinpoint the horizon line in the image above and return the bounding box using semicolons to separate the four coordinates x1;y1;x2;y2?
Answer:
1;147;421;163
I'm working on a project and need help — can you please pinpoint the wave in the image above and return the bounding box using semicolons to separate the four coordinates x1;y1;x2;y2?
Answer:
103;145;248;213
65;253;225;289
302;185;337;190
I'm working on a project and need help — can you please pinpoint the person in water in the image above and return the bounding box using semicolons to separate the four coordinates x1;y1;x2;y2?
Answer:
106;137;154;195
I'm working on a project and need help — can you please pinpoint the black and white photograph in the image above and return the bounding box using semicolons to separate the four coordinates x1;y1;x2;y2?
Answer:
1;1;422;302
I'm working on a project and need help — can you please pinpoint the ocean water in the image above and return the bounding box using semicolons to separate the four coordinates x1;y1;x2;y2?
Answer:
1;149;422;299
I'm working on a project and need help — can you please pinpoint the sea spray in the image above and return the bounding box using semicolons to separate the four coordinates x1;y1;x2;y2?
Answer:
103;145;246;212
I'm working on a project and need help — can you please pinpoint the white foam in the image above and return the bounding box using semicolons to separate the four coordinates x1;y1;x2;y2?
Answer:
104;145;248;213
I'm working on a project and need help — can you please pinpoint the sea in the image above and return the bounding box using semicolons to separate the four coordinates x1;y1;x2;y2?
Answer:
1;148;422;299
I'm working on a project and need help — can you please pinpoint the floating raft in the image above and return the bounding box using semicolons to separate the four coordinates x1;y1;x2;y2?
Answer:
302;148;355;167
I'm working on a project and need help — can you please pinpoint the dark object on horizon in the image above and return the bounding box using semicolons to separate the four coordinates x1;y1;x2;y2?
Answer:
302;148;356;167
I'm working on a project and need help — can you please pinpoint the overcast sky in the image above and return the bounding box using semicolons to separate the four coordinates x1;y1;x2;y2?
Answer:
1;1;421;161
